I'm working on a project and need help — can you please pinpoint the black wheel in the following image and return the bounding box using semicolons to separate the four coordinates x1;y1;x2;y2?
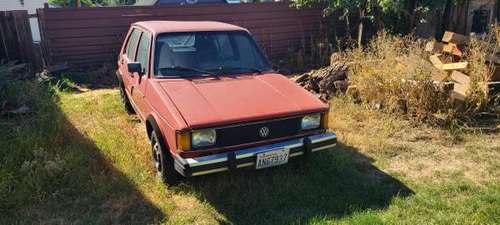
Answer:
151;130;181;185
119;83;135;114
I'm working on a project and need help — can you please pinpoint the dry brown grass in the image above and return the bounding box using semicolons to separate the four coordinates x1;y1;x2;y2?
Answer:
329;97;500;186
465;29;498;113
344;31;499;125
346;32;454;124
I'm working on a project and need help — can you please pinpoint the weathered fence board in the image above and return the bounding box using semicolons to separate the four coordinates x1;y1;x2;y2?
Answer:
0;10;39;72
38;2;327;68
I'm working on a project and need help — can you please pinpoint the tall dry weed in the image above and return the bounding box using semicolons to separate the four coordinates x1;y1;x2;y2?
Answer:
346;32;453;123
464;28;498;113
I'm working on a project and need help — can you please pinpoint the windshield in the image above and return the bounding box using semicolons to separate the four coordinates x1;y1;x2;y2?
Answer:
154;31;272;77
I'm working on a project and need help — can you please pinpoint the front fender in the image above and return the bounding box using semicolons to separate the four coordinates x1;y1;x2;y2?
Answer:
146;113;177;156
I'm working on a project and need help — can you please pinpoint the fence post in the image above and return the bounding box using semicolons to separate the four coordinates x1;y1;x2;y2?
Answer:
0;11;22;62
12;10;37;72
0;10;39;73
37;8;49;67
0;12;8;61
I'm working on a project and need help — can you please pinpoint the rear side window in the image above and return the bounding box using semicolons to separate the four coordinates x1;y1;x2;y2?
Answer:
125;29;141;60
136;32;152;74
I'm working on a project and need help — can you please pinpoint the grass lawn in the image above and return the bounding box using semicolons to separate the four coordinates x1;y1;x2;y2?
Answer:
1;86;499;225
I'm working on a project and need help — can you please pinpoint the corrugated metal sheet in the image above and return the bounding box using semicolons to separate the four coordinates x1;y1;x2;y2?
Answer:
38;2;326;67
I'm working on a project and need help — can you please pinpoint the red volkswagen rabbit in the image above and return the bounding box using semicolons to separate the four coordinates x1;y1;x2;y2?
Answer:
116;21;337;184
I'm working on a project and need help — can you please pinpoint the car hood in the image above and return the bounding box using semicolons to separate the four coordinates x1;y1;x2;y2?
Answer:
155;73;327;129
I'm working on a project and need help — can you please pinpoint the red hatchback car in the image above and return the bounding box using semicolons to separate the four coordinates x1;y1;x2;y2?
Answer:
116;21;337;184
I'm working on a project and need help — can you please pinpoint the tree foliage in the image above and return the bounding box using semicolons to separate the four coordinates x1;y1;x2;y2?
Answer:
294;0;450;34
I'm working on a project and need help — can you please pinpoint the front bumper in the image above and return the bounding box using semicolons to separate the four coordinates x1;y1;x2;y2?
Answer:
173;132;337;177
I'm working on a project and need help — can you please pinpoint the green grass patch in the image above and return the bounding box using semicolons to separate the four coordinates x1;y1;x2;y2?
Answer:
1;75;499;224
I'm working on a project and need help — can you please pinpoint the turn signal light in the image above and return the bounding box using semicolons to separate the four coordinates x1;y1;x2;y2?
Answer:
176;132;191;151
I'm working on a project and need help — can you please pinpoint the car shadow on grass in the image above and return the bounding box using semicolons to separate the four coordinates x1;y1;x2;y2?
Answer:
1;100;164;224
180;142;413;225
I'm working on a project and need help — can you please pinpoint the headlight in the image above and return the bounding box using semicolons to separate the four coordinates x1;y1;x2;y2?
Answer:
191;129;216;148
301;113;321;130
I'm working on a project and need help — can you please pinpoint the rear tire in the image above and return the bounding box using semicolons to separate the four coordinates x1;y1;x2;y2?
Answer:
119;83;135;114
150;130;181;186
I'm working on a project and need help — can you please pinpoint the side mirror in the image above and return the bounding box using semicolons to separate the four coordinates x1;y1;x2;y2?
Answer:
127;62;144;76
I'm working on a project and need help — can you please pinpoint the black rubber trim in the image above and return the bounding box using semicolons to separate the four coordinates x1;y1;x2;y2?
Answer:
289;146;303;154
228;152;237;171
311;138;337;149
303;137;312;155
174;135;337;177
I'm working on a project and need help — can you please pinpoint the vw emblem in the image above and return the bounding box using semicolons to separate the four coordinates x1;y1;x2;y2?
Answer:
259;127;270;138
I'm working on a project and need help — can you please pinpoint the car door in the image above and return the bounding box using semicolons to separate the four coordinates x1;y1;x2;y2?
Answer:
120;28;142;98
130;30;153;120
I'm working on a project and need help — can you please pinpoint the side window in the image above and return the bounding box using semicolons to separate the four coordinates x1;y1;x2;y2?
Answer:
125;29;141;60
136;32;152;74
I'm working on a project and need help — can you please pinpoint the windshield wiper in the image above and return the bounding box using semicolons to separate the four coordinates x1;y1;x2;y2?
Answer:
207;66;263;74
159;66;218;77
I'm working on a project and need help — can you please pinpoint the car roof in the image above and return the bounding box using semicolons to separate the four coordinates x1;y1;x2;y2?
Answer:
132;21;248;34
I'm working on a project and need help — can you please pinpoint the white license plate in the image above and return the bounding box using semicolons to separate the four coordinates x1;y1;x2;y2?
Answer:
256;148;290;170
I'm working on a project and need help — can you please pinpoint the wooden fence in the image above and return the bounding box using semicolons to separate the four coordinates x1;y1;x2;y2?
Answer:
0;10;40;72
37;2;327;68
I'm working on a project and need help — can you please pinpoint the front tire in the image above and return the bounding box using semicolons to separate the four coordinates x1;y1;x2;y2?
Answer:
151;130;181;185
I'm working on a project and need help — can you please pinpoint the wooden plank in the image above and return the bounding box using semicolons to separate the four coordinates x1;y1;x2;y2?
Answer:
429;54;468;71
450;70;470;85
442;43;462;57
0;12;9;61
45;18;320;38
442;62;468;71
452;82;468;101
429;54;443;69
43;8;321;23
425;41;445;53
431;72;449;82
442;31;469;45
425;41;462;56
44;12;321;30
12;10;37;71
37;8;50;66
0;12;21;62
42;2;313;20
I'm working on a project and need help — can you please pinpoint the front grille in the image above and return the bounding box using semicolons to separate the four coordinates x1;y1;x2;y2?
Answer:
210;117;302;149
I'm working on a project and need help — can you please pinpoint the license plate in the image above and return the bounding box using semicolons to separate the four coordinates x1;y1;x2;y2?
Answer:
256;148;290;170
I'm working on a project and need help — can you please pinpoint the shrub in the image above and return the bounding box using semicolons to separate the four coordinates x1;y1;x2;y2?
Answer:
0;64;64;217
346;32;455;124
345;30;499;125
464;30;498;113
